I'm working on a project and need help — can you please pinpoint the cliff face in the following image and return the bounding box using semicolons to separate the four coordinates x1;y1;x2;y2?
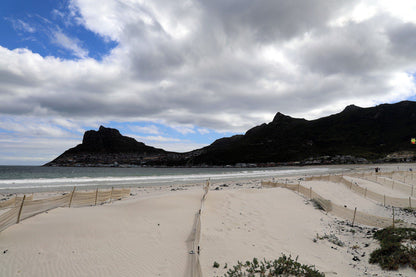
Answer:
45;101;416;167
69;126;165;154
45;126;174;166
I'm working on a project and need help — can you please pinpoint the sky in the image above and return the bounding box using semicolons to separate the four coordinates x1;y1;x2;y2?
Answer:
1;0;416;165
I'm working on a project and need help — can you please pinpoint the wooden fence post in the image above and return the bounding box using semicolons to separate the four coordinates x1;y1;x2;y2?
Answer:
95;188;99;206
14;194;17;207
352;207;357;227
383;195;386;207
69;186;76;208
409;197;412;209
392;207;395;228
110;187;114;203
412;185;414;197
364;188;367;198
17;195;26;224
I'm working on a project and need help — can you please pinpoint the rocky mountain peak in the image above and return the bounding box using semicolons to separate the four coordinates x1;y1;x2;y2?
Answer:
272;112;293;122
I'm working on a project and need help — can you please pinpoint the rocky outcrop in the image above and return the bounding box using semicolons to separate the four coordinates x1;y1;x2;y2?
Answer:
45;126;176;166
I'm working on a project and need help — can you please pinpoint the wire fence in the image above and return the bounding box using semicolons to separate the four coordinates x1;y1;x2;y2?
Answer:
187;180;210;277
304;174;416;208
0;195;33;210
0;187;131;232
349;172;415;197
261;178;405;228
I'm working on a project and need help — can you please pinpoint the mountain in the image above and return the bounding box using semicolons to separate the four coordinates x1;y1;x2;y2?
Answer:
188;101;416;165
45;101;416;167
45;126;178;166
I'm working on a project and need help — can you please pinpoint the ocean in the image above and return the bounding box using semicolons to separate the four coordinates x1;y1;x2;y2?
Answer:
0;165;347;193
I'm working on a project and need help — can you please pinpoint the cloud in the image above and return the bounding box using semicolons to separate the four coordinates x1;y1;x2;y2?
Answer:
131;135;182;143
129;125;160;134
128;134;206;152
0;134;80;165
170;125;196;135
1;0;416;164
51;29;89;58
7;18;37;33
198;128;210;135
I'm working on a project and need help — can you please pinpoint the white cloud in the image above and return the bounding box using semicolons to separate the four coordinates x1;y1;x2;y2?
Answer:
170;125;196;135
6;18;36;33
197;128;210;135
127;134;204;152
0;134;81;165
129;125;160;134
51;29;89;58
2;0;416;163
131;135;182;143
0;117;72;138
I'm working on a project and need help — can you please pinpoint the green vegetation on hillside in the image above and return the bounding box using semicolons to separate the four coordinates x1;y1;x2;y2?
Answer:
369;227;416;270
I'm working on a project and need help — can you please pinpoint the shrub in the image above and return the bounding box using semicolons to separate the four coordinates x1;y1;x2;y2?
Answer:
224;254;325;277
369;227;416;270
213;261;220;268
311;199;324;211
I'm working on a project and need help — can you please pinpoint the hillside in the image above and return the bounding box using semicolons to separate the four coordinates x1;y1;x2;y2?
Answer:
188;101;416;165
45;101;416;166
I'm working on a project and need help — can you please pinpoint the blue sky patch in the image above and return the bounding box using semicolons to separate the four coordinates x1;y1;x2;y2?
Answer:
1;0;117;60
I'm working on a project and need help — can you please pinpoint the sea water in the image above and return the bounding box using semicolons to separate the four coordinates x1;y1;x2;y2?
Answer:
0;165;346;193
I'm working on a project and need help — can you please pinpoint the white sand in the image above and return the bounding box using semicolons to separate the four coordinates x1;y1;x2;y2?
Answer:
302;180;394;219
0;188;203;277
0;174;415;277
200;187;358;276
344;176;413;198
200;187;414;277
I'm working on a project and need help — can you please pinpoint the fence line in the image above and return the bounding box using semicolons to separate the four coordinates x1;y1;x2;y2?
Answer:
187;180;210;277
0;195;34;210
261;180;404;228
304;174;416;208
351;171;416;186
349;173;413;195
0;187;130;232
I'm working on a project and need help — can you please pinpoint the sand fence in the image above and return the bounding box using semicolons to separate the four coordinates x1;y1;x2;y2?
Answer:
187;180;210;277
350;172;416;197
305;174;416;208
262;175;409;228
0;187;130;232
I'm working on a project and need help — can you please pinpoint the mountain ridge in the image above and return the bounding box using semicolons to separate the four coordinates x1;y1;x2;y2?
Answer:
45;101;416;167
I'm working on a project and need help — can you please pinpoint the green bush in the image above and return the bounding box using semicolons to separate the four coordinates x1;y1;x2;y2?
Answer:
224;255;324;277
369;227;416;270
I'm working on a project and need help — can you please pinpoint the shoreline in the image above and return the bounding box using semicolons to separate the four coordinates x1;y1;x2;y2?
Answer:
0;164;356;194
1;162;414;195
1;164;416;276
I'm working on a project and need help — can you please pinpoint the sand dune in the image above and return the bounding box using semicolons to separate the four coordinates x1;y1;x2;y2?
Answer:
200;188;357;276
0;172;415;277
0;189;202;277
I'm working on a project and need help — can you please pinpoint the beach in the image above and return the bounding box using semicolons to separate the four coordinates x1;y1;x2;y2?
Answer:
1;164;416;276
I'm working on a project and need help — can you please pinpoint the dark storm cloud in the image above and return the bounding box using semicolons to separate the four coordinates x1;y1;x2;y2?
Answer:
387;22;416;61
197;0;351;42
1;0;416;135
